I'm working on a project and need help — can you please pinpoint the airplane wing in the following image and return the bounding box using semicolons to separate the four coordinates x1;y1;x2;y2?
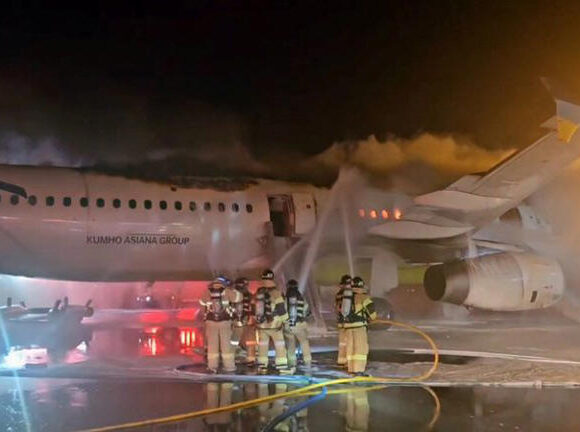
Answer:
370;81;580;240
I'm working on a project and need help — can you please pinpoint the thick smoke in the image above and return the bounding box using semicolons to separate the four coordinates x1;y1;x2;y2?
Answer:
304;134;514;193
0;72;518;189
0;128;514;195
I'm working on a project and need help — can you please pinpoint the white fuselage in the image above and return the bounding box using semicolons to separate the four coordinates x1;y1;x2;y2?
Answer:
0;165;326;281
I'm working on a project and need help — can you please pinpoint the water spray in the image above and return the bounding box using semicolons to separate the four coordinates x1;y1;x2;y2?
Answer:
297;167;359;294
340;199;355;276
272;236;310;274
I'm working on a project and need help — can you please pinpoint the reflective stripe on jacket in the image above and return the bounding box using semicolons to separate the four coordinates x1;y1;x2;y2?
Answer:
200;288;242;322
342;291;377;329
255;286;288;329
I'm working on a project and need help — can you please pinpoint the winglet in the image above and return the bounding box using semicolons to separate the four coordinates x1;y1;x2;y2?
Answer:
541;77;580;142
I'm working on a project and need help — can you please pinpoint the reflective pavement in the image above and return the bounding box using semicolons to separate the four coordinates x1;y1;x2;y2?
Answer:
3;376;580;431
3;314;580;431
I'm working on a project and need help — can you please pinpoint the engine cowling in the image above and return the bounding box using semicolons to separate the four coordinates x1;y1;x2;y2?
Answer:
423;252;564;311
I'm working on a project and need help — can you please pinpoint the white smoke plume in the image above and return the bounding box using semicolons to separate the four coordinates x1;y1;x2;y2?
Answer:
0;122;514;196
0;132;87;166
305;133;515;193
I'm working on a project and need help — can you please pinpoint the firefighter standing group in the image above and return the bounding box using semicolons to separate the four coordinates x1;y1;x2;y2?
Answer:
200;269;374;376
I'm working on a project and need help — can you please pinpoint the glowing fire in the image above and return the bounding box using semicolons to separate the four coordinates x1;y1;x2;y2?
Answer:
381;209;389;219
394;208;402;220
369;210;377;219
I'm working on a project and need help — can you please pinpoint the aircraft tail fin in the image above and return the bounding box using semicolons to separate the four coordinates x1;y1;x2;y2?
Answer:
541;77;580;143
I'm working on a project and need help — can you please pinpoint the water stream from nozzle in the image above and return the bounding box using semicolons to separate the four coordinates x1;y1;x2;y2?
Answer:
341;198;355;276
297;167;359;294
272;236;309;274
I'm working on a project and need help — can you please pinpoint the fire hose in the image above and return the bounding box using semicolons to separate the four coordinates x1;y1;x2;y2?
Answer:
79;319;440;431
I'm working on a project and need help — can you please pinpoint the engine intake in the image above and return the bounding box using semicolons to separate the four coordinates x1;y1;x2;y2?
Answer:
424;252;564;311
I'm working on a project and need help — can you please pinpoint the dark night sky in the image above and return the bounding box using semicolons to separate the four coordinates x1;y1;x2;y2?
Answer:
2;1;580;168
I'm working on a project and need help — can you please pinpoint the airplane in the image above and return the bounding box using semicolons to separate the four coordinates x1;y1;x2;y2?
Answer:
0;80;578;314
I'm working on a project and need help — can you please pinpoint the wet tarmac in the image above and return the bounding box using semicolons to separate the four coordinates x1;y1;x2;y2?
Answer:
3;311;580;431
3;376;580;431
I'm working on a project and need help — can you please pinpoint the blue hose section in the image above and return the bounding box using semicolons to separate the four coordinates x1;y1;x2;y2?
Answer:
262;386;328;432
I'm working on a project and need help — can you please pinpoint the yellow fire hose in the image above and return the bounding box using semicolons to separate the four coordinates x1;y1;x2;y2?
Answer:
80;319;440;431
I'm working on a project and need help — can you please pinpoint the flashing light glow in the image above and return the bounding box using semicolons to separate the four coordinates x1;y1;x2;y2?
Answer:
179;328;198;349
139;334;162;357
358;209;365;218
2;347;48;369
176;308;197;321
394;208;402;220
140;311;169;324
2;348;27;369
381;209;389;219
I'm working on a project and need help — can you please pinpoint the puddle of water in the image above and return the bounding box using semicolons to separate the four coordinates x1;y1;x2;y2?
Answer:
2;378;580;431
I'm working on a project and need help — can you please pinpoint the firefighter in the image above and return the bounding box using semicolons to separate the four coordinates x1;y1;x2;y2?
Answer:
335;274;352;368
258;383;291;431
283;279;312;369
339;276;376;375
344;389;370;431
255;269;291;373
232;277;257;365
204;382;234;431
200;277;242;373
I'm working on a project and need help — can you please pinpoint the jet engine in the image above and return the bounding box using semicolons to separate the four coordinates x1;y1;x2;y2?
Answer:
423;252;564;311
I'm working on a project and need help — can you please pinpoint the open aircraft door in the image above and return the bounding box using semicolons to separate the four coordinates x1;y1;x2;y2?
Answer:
268;193;316;237
291;193;316;236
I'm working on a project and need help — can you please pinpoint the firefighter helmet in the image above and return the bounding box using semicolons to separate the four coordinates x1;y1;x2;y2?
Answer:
286;279;299;297
352;276;365;289
287;279;298;289
261;269;274;280
234;277;249;290
216;275;231;287
340;274;352;286
209;279;225;292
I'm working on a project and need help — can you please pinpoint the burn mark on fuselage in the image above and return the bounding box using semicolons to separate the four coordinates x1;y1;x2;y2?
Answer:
78;166;259;191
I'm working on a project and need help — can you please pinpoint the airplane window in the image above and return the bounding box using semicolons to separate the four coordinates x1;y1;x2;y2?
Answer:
46;196;55;207
175;201;182;211
96;198;105;208
113;199;121;208
189;201;196;211
10;195;19;205
160;200;167;210
80;197;88;207
63;197;72;207
232;203;239;212
204;202;211;211
129;199;137;209
28;195;37;206
246;204;253;213
144;200;152;210
218;202;225;212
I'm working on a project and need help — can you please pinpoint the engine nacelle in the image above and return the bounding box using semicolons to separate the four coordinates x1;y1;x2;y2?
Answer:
424;252;564;311
313;248;399;296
